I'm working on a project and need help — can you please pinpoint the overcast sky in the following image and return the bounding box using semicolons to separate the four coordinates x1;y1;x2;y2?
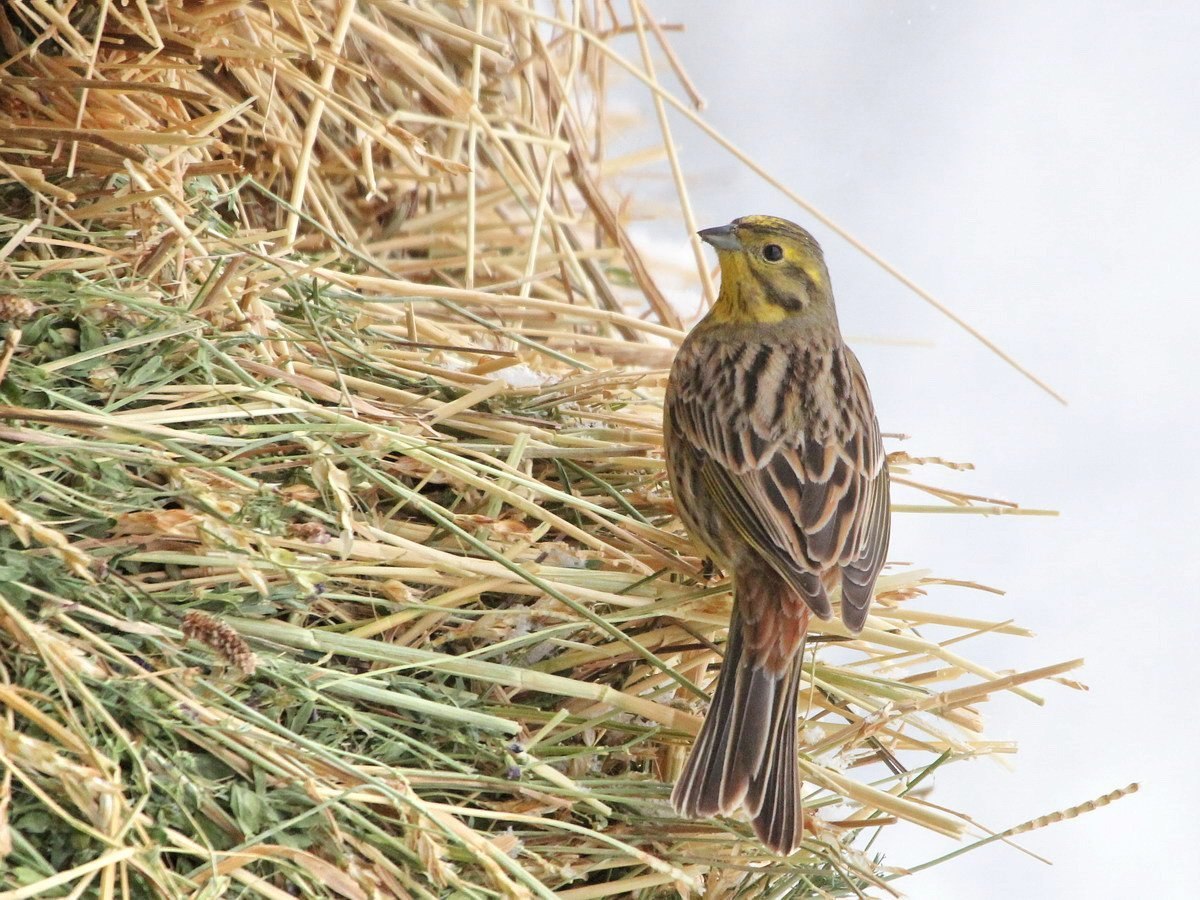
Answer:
622;3;1199;896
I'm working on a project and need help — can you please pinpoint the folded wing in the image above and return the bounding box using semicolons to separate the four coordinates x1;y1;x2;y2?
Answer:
668;343;888;630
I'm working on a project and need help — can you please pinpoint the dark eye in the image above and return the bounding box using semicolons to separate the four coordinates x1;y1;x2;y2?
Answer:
762;243;784;262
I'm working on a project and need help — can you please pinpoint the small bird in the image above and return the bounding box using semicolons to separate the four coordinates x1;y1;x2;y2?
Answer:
666;215;890;854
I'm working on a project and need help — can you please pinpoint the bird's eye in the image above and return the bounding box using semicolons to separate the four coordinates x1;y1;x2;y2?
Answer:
762;244;784;262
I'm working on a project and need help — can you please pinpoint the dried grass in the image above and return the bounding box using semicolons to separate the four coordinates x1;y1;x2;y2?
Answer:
0;2;1127;897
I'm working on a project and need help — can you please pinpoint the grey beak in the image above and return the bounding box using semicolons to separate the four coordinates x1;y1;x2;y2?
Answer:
698;224;741;251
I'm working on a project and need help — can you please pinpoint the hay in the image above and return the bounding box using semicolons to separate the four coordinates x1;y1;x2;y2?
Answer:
0;2;1126;897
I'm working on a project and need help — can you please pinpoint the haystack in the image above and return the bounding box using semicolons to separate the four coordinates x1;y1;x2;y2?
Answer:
0;2;1124;896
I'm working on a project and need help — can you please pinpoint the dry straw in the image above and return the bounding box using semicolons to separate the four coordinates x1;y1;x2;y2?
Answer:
0;2;1126;897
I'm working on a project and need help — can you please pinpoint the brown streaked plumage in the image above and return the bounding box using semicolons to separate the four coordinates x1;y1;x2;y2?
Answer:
667;215;890;854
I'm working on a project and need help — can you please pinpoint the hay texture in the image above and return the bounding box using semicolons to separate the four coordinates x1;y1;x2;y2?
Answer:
0;2;1120;897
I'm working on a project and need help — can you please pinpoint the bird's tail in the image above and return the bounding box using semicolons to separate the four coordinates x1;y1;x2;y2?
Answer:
671;576;811;854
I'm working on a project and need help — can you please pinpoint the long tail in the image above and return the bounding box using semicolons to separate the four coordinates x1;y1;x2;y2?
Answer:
671;578;811;854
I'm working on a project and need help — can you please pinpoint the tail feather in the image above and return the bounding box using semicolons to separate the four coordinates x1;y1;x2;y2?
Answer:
672;600;809;854
722;663;776;810
678;609;745;817
748;657;803;851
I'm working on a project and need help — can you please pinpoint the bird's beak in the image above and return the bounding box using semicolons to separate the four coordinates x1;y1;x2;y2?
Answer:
698;224;741;252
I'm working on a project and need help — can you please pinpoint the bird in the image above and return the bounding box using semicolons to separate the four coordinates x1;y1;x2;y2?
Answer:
665;215;890;854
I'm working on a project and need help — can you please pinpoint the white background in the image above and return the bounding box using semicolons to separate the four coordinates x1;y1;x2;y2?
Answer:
622;2;1200;896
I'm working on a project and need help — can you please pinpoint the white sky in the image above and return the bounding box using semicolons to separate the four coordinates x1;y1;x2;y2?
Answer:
620;2;1200;896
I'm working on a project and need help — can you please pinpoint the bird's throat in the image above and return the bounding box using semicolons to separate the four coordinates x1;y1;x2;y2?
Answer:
707;253;796;326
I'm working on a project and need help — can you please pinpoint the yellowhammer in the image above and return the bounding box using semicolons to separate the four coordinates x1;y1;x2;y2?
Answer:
666;215;891;853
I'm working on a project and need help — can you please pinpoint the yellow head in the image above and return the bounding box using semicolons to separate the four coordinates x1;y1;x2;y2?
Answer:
699;215;834;327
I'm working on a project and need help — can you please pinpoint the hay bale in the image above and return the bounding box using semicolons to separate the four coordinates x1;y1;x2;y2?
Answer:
0;2;1113;896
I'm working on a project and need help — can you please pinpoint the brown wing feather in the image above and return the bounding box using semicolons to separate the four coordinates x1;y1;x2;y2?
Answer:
667;338;888;630
696;459;832;619
841;463;890;631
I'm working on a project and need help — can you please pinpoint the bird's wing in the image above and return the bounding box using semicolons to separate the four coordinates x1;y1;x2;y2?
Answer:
839;461;890;630
835;349;890;630
668;342;888;629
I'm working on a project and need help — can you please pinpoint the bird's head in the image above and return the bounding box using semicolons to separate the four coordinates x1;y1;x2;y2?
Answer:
699;215;836;328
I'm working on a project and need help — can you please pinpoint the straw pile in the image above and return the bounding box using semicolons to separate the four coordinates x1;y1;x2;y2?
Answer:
0;2;1124;897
